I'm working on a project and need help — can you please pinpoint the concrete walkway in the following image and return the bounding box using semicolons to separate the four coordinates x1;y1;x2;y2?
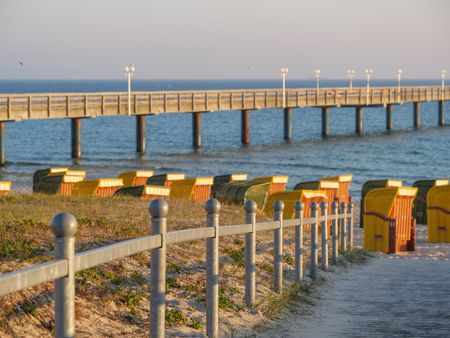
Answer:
257;225;450;338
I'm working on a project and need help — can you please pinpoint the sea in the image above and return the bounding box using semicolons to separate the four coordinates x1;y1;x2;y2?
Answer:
0;79;449;197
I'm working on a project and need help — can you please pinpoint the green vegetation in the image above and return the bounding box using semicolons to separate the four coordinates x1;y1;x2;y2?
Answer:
227;246;245;268
165;309;187;327
119;290;143;308
21;300;38;316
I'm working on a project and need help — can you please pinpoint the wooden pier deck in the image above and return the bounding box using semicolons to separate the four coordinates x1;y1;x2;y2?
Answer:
0;86;448;164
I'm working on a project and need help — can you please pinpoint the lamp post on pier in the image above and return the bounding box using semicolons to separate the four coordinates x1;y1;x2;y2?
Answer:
397;69;402;103
364;69;373;104
280;67;288;108
124;64;136;116
441;69;447;100
347;70;355;90
315;69;321;95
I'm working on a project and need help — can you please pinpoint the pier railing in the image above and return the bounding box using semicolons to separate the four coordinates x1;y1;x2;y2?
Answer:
0;86;448;121
0;199;354;338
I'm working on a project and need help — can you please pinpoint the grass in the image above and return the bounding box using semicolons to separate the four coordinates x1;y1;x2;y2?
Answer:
165;309;187;327
257;282;318;318
337;248;375;267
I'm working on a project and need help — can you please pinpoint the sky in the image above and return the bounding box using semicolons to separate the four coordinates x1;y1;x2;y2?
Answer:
0;0;449;80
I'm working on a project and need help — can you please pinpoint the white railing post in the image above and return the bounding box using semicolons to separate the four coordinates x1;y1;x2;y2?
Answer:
244;200;257;305
206;199;220;338
294;201;304;283
273;200;284;293
149;199;168;338
331;201;339;264
348;202;354;251
340;202;347;253
52;212;77;338
320;202;328;271
310;202;318;279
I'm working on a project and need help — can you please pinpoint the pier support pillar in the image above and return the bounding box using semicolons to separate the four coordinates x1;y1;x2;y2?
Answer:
439;101;445;126
0;122;5;166
241;110;250;144
284;108;292;141
321;107;329;138
71;118;81;159
355;107;363;135
192;112;202;148
136;115;146;154
414;102;420;129
386;104;393;131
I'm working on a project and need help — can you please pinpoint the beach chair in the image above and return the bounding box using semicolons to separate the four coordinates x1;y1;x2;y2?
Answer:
253;176;288;194
215;181;271;210
360;179;403;228
146;173;186;187
321;174;353;204
427;184;450;243
170;177;214;202
264;189;327;220
72;178;124;197
412;179;449;225
115;185;170;200
211;173;248;198
33;167;69;192
294;179;339;216
118;170;154;186
364;187;417;254
0;181;11;196
35;170;86;196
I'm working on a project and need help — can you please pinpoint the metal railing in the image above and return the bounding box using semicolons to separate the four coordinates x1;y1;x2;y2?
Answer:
0;86;448;121
0;199;354;338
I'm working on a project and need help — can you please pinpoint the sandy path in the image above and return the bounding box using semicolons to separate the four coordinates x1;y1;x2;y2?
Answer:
256;224;450;338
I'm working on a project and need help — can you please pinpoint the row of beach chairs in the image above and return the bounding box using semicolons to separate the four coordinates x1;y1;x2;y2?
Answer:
4;171;450;250
30;168;354;219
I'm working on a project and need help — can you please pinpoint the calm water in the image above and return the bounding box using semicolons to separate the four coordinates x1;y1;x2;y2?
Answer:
0;79;448;195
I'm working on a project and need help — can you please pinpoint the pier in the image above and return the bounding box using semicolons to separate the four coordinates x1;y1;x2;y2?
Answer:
0;86;448;165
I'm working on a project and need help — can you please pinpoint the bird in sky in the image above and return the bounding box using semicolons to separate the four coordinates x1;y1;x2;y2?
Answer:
18;60;24;66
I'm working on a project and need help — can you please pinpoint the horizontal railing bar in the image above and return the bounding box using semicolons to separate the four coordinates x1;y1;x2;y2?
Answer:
74;235;161;272
166;227;215;244
283;219;300;227
0;259;68;297
0;86;446;99
218;223;252;237
255;220;280;232
303;217;316;225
